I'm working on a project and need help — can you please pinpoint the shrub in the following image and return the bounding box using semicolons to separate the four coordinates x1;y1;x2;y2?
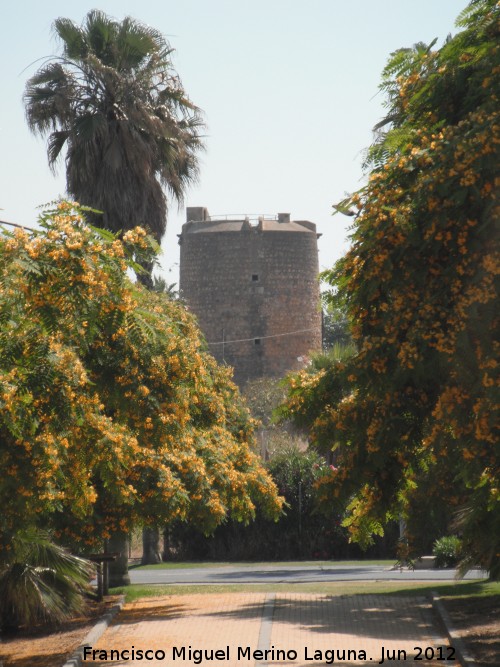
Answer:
432;535;462;569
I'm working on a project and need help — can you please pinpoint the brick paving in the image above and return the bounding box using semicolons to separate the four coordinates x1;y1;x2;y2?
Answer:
83;593;459;666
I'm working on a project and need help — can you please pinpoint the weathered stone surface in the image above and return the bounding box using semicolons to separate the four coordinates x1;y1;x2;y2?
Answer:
179;210;322;387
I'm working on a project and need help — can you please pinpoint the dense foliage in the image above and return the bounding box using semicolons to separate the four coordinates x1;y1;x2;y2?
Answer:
24;11;204;246
321;303;352;350
165;447;361;561
0;203;282;552
282;0;499;577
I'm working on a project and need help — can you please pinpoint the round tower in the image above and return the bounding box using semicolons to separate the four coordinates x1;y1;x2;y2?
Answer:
178;207;322;387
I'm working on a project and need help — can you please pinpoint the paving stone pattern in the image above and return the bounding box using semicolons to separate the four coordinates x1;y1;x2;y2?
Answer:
86;593;458;667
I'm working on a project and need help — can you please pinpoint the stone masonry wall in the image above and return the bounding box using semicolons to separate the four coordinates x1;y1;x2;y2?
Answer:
179;214;321;387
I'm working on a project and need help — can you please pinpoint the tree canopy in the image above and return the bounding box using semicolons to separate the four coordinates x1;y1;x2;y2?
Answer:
282;0;499;577
24;10;204;244
0;203;282;552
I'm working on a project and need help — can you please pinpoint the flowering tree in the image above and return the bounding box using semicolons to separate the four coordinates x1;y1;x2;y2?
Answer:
0;203;282;556
282;0;499;577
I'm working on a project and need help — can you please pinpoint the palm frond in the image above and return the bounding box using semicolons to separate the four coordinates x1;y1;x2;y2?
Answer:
54;17;88;60
47;130;69;167
0;528;93;630
84;10;116;63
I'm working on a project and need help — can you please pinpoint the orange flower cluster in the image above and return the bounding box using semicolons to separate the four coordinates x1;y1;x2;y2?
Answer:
283;1;499;566
0;203;283;550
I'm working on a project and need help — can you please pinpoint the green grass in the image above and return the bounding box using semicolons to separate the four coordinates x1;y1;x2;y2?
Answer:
110;579;498;604
130;559;395;570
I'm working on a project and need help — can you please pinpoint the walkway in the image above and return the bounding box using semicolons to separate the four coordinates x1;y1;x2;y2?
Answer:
82;592;459;666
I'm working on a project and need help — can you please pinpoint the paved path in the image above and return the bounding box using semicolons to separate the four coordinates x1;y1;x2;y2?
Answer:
83;593;459;666
129;563;486;585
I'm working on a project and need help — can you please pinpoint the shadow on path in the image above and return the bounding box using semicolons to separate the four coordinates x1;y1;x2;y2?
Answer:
201;594;436;641
111;602;188;625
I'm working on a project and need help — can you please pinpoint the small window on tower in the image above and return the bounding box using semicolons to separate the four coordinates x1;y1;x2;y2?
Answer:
254;338;261;345
252;274;259;281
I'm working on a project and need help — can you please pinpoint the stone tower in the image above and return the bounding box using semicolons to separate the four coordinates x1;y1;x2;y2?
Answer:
178;207;322;387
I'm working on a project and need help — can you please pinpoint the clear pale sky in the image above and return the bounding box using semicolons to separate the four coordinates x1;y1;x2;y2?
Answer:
0;0;466;281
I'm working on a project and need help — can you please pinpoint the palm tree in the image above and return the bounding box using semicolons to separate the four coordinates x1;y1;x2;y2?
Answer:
24;10;204;247
25;12;205;575
0;528;93;632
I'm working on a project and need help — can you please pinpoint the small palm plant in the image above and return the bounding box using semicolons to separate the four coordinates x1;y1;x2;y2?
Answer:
0;528;94;632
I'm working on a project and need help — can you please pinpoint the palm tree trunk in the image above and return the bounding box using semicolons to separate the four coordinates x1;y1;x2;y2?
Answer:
107;530;131;587
137;260;154;290
142;526;162;564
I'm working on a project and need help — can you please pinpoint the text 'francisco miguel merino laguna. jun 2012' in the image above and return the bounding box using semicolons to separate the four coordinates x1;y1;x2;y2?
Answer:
82;643;457;663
